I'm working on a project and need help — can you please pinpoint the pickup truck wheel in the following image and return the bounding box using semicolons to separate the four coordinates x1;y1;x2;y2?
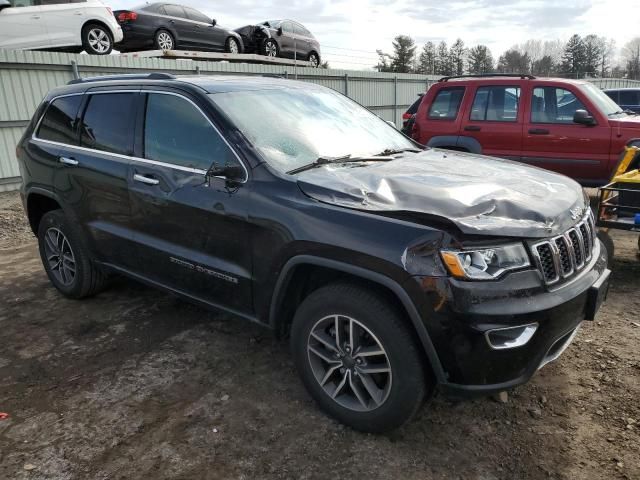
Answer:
37;210;108;299
290;282;429;433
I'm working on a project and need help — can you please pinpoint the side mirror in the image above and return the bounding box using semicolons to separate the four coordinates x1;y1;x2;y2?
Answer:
277;26;283;36
573;109;596;126
207;163;245;185
211;18;217;26
0;0;11;11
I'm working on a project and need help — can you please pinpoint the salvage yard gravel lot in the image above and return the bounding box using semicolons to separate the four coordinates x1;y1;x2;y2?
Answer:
0;190;638;480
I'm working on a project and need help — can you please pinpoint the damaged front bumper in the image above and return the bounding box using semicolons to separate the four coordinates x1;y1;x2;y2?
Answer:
407;239;610;400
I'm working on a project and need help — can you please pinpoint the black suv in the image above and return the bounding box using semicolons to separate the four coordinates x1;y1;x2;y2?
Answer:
17;74;610;433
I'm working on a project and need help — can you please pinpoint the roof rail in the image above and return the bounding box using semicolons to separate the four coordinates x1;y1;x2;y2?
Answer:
67;72;176;85
438;73;536;82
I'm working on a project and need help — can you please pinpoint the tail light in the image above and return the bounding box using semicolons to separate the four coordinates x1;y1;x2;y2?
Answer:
117;11;138;22
402;112;412;120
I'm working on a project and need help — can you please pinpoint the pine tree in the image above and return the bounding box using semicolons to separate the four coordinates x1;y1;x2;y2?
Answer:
468;45;494;74
561;34;586;77
449;39;466;75
435;41;450;76
417;42;436;75
390;35;417;73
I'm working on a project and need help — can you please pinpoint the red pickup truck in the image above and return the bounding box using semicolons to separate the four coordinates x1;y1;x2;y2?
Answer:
411;74;640;186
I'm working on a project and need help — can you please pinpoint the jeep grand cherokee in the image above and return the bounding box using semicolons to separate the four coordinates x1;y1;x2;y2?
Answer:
17;73;610;433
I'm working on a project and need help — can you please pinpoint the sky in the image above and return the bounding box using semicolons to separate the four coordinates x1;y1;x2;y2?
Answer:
108;0;640;70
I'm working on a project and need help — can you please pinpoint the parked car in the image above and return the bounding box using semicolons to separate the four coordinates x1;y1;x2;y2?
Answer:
114;3;242;53
18;73;609;433
411;74;640;186
401;94;423;135
0;0;122;55
604;88;640;114
234;19;320;66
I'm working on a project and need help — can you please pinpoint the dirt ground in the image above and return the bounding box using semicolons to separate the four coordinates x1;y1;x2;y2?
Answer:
0;190;638;480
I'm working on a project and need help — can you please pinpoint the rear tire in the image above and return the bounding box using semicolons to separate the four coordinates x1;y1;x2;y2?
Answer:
37;210;108;299
154;29;174;50
82;23;113;55
290;282;430;433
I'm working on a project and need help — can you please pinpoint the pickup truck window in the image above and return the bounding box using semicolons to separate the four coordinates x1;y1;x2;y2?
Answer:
144;93;234;171
36;95;82;145
470;86;520;122
80;93;136;155
428;87;464;120
579;82;621;116
531;87;587;124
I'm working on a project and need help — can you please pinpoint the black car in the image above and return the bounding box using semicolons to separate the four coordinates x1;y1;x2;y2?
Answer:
235;19;320;66
18;73;610;433
401;93;423;135
114;3;243;54
604;88;640;114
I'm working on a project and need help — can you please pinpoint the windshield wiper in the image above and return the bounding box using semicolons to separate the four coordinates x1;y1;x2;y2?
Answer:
609;110;625;116
374;147;422;156
287;154;392;175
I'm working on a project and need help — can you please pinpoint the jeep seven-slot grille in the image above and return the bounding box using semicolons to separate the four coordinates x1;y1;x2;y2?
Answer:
532;211;597;286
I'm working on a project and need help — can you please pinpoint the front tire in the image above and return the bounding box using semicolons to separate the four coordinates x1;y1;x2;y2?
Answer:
82;23;113;55
37;210;108;299
263;38;278;57
290;282;430;433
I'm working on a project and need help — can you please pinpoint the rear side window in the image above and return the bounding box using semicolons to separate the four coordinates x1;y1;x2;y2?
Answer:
143;93;237;171
37;95;82;144
184;7;209;23
470;86;520;122
428;87;464;120
619;90;640;105
531;87;587;124
163;4;186;18
80;93;137;155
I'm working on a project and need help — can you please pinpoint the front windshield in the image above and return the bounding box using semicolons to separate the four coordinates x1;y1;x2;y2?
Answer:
580;83;622;116
209;87;415;173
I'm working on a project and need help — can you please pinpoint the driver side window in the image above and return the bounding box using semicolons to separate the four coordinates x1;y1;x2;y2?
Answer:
8;0;38;6
143;93;238;171
531;87;588;124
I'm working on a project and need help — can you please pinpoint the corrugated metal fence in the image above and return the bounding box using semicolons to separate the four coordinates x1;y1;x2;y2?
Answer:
2;49;640;191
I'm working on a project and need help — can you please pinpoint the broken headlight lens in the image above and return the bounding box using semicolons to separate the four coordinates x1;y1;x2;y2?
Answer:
440;244;531;280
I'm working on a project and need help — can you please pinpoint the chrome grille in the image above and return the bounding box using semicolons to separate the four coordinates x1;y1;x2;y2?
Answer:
532;211;597;286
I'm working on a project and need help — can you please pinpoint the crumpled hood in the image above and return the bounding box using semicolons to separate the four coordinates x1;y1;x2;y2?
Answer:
296;149;587;238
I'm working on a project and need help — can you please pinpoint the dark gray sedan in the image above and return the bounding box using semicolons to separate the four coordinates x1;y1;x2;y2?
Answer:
235;19;321;67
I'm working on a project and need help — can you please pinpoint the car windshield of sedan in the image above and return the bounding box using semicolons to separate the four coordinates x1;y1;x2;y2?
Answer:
263;20;281;28
209;87;415;173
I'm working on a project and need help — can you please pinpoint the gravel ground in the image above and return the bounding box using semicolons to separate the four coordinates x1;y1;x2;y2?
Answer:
0;190;639;480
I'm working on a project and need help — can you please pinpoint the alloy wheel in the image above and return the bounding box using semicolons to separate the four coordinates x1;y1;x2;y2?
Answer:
307;314;392;412
264;40;277;57
43;228;76;287
88;28;111;54
157;32;174;50
228;39;239;54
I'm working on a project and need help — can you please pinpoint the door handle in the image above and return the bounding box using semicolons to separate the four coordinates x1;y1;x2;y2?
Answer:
59;157;78;166
464;125;481;132
133;173;160;185
529;128;550;135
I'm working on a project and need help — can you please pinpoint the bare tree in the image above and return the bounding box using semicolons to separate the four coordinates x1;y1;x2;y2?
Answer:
623;37;640;80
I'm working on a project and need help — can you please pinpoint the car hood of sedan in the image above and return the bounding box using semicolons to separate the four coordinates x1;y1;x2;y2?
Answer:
296;149;587;238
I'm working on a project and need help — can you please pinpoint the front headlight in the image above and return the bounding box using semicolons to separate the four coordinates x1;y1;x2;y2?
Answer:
440;243;531;280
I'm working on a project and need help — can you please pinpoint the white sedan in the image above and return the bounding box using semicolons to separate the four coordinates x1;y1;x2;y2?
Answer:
0;0;123;55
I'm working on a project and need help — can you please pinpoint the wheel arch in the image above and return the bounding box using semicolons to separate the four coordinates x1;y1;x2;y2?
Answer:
81;19;115;39
25;188;63;235
426;135;481;154
269;255;447;383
